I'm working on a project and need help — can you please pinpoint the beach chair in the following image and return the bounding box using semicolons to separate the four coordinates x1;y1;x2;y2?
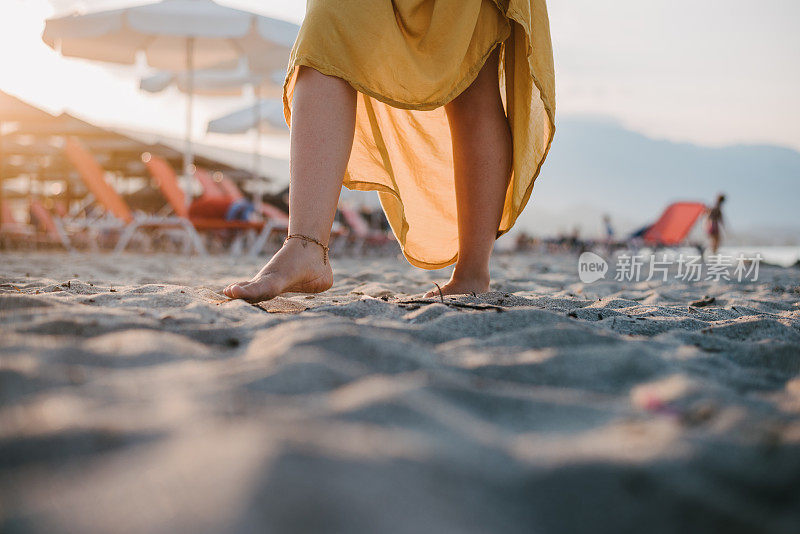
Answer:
194;169;249;203
193;168;226;198
0;200;35;248
642;202;707;247
143;154;287;256
193;166;353;258
28;199;73;249
194;163;298;256
248;201;290;257
218;176;244;200
338;205;393;254
63;137;205;254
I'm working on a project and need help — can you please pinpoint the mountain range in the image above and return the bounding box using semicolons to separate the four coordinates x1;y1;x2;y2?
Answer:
519;117;800;244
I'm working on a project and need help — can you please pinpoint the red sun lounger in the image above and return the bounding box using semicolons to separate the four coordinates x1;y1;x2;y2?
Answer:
643;202;707;246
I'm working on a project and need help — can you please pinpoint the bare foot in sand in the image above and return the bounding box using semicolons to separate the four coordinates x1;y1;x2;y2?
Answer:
223;239;333;303
424;270;490;298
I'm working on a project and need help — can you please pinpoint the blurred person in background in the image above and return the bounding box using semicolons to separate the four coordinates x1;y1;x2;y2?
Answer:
603;214;614;243
707;193;726;254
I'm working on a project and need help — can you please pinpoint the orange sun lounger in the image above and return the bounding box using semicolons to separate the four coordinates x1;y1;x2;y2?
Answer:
28;199;73;249
1;200;35;247
193;168;226;198
63;137;206;254
1;199;74;249
193;168;246;202
643;202;707;246
338;205;393;254
143;154;287;256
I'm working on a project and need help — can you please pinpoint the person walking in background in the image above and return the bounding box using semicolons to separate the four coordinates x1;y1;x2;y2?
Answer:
601;214;615;254
224;1;556;302
707;193;726;254
602;214;614;243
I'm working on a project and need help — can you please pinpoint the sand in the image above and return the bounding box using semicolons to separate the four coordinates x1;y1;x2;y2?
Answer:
1;250;799;533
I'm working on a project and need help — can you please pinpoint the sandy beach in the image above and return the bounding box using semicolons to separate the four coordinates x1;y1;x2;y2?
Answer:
1;250;799;533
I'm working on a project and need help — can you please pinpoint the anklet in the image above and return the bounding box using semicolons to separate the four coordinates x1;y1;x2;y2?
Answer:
285;234;330;265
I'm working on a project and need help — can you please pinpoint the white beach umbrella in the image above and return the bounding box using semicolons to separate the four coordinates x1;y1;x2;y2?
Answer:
42;0;298;179
140;63;286;98
207;99;287;136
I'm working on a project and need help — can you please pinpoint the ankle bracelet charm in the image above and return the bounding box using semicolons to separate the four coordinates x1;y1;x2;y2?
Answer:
284;234;330;265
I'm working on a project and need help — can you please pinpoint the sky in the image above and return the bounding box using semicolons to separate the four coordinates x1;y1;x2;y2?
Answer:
0;0;799;156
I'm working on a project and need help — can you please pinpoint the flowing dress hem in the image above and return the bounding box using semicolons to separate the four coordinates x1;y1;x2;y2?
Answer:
496;4;556;241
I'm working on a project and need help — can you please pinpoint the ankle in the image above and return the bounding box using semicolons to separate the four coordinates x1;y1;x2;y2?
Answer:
281;235;330;265
452;265;490;284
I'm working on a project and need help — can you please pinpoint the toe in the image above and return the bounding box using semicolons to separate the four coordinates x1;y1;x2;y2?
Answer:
226;283;251;300
236;278;277;303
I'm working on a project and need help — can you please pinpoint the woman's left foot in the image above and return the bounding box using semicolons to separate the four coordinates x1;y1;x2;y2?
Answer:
424;273;490;298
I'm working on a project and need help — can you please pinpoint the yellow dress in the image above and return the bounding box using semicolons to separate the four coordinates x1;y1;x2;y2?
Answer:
283;0;555;269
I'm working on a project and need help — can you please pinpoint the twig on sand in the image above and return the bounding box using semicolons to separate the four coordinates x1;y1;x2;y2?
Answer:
689;295;715;308
395;297;504;312
433;282;444;303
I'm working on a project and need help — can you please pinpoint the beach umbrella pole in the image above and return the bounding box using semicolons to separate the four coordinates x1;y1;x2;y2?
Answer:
184;37;195;200
253;85;262;210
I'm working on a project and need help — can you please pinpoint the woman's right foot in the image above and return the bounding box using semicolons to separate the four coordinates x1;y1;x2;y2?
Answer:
223;238;333;303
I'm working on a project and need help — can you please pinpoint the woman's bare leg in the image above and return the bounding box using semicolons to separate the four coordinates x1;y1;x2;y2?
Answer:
224;66;356;302
426;48;512;297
